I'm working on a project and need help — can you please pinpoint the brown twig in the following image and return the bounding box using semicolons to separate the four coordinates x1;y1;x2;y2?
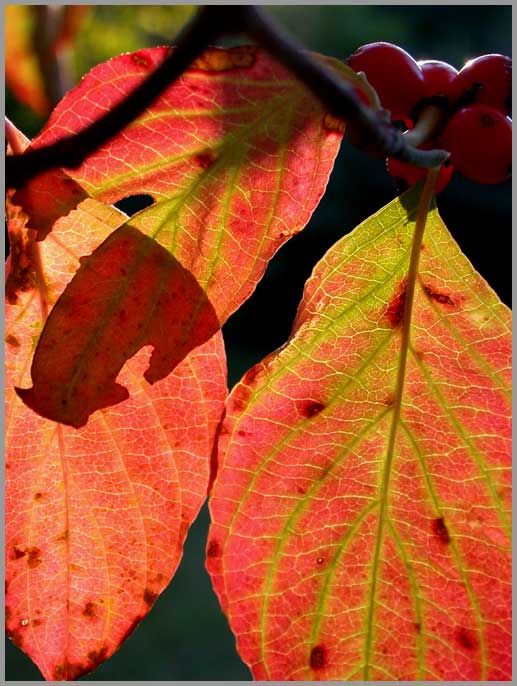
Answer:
6;5;449;189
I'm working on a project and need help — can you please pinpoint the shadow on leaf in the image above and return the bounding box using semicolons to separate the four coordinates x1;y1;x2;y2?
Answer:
16;224;220;428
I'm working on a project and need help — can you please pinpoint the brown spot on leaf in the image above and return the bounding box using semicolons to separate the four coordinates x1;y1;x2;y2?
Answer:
27;547;42;568
195;150;216;169
132;52;151;68
298;400;325;419
432;516;450;544
192;45;256;72
316;557;324;565
34;491;43;501
31;618;42;627
12;546;27;560
386;278;407;327
5;334;20;347
237;429;248;437
456;626;478;650
207;540;220;558
57;529;69;541
230;385;252;413
242;363;264;386
310;645;326;670
54;664;65;680
323;112;345;133
82;601;97;618
143;588;158;606
54;661;88;681
5;221;37;304
424;285;455;306
87;644;109;667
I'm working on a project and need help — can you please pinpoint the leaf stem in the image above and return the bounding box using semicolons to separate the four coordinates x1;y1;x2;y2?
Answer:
404;104;445;147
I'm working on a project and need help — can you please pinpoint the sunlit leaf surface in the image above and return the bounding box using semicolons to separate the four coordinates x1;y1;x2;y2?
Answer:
207;187;511;681
16;46;346;426
6;186;226;679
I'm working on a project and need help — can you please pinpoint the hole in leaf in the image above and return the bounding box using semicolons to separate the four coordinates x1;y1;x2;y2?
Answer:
114;194;154;217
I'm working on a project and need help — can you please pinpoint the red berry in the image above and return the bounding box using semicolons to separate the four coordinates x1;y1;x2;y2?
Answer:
387;145;454;194
441;105;511;184
448;54;511;114
347;42;425;119
417;60;458;99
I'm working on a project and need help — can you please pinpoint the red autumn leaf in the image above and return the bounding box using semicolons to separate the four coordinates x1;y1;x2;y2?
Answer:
15;46;351;427
6;191;227;679
207;186;511;680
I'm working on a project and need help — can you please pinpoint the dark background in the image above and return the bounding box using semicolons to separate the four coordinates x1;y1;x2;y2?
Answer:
6;4;511;681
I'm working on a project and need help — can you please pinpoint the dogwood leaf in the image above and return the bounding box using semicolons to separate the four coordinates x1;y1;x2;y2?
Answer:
207;187;511;681
15;46;350;426
6;189;226;679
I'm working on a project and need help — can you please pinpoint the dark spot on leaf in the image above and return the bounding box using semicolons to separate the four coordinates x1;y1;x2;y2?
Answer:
57;529;69;542
432;516;450;544
423;285;455;306
237;429;248;437
298;400;325;419
143;588;158;606
54;661;87;681
31;618;42;627
383;394;394;406
27;547;42;568
386;279;407;327
54;664;65;679
82;601;97;618
87;644;109;667
34;491;43;501
207;540;220;558
114;194;154;217
382;645;388;654
230;385;251;413
242;363;263;386
323;112;345;133
5;334;20;347
414;622;421;633
5;227;37;304
316;557;324;565
192;45;256;72
456;626;477;650
12;546;27;560
195;150;216;169
131;52;151;68
310;645;326;670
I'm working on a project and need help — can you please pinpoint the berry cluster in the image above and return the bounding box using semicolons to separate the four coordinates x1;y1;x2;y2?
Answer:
347;43;512;190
